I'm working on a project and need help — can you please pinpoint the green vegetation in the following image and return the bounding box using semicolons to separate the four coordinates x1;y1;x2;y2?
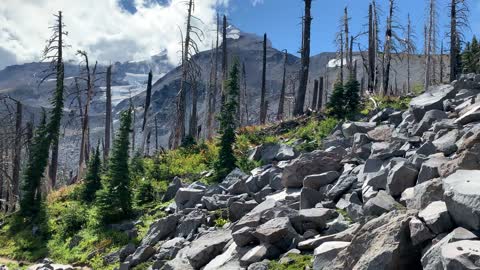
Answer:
81;145;102;203
327;78;361;119
269;254;313;270
215;59;240;180
462;36;480;74
285;118;339;152
360;95;412;116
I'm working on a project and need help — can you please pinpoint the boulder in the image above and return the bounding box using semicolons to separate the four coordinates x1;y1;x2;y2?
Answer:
418;201;454;235
415;142;438;156
369;108;395;123
341;122;376;138
386;161;418;197
432;129;459;156
175;188;205;210
229;200;258;222
363;190;401;217
410;84;456;121
155;237;186;262
163;177;183;202
440;240;480;269
250;143;297;163
455;104;480;125
220;168;248;190
412;109;448;136
293;208;338;232
401;178;444;210
185;229;232;269
409;217;435;246
203;242;246;270
443;170;480;231
232;199;281;233
326;175;357;201
300;187;324;209
129;245;156;267
329;210;422;269
175;210;206;240
233;227;258;247
240;244;281;267
141;215;179;246
417;156;447;184
367;125;395;142
421;227;478;270
370;141;406;160
252;217;301;250
313;241;351;270
281;150;342;188
303;171;340;190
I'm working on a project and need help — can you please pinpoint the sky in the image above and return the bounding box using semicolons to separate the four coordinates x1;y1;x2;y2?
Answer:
0;0;478;70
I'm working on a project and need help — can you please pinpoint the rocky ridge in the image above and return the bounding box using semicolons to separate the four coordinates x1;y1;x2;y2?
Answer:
75;73;480;270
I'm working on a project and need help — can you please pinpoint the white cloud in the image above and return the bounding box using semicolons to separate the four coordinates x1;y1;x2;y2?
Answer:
251;0;264;7
0;0;228;69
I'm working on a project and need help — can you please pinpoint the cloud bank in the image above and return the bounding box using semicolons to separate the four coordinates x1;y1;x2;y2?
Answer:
0;0;228;69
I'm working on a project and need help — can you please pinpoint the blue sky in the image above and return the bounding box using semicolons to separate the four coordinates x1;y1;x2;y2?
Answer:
228;0;479;56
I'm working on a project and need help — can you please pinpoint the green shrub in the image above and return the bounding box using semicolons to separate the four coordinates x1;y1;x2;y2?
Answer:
269;254;313;270
135;179;155;206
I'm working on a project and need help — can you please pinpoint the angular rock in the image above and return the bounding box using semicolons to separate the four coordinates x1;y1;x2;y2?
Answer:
409;217;435;246
329;210;422;270
175;188;205;210
313;241;351;270
229;200;258;222
363;190;401;217
326;175;357;201
410;84;456;121
300;187;323;210
432;129;459;156
130;245;156;267
367;125;395;142
443;170;480;231
163;177;183;202
233;227;258;247
185;229;232;269
240;244;280;267
293;208;338;232
386;161;418;197
342;122;376;138
441;240;480;269
303;171;340;190
281;150;342;188
418;201;454;235
412;109;448;136
401;178;444;210
417;156;447;184
370;141;406;160
252;217;301;250
176;210;206;240
141;215;179;246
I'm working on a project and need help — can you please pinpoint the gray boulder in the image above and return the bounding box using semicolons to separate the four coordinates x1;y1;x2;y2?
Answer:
175;210;206;240
409;217;435;246
229;200;258;222
185;229;232;269
303;171;340;190
252;217;301;250
240;244;281;267
386;161;418;197
412;109;448;136
250;143;297;163
410;84;456;121
313;241;351;270
418;201;454;235
163;177;183;202
367;125;395;142
233;227;258;247
141;215;179;246
175;188;205;210
440;240;480;269
370;141;406;160
433;129;459;156
421;227;478;270
342;122;377;138
281;150;342;188
363;190;401;217
129;245;156;267
329;210;421;269
417;155;447;184
401;178;444;210
443;170;480;231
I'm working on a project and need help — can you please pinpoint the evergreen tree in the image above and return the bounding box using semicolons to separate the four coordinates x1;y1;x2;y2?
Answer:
81;144;102;203
327;82;346;119
20;112;49;217
96;109;132;224
215;60;240;179
344;78;361;118
462;36;480;74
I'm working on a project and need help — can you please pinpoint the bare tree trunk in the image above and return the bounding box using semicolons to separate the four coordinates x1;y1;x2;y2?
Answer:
318;76;324;110
132;106;136;154
189;78;198;138
344;7;351;74
407;14;412;94
382;0;394;96
141;71;153;153
372;0;380;93
339;32;344;84
449;0;460;82
154;115;159;152
242;62;249;125
311;79;319;110
368;3;375;92
207;14;220;139
425;0;435;91
440;42;444;83
260;33;268;124
293;0;312;116
105;65;112;162
11;101;22;211
221;14;228;104
277;50;287;121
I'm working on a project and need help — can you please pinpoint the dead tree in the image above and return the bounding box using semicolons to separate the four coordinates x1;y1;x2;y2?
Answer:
76;50;98;180
293;0;312;116
368;3;375;92
154;115;159;151
440;42;445;83
311;80;319;110
141;70;153;155
206;14;220;139
104;65;112;162
277;50;288;121
318;76;324;110
425;0;437;91
449;0;469;82
188;66;201;139
405;14;417;94
221;15;228;104
11;100;22;211
260;33;268;125
382;0;394;95
344;7;351;74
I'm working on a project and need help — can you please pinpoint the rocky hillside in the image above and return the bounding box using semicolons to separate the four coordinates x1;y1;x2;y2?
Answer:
42;73;476;270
